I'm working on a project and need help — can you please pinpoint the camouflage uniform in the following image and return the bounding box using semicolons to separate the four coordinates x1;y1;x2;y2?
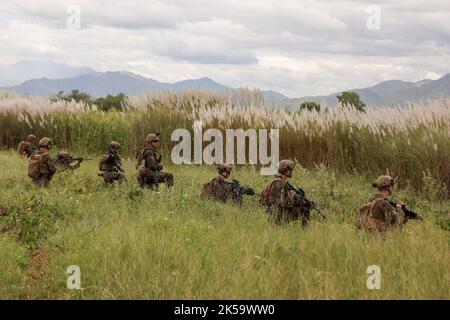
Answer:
98;141;126;185
56;151;82;171
28;138;57;187
18;135;39;158
137;134;173;189
260;160;310;226
201;164;241;204
357;176;406;233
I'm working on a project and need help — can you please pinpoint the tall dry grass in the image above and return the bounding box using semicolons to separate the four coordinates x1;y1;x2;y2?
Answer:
0;91;449;194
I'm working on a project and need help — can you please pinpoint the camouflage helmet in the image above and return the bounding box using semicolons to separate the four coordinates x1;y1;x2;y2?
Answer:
217;163;232;174
39;137;53;148
56;150;69;158
109;141;121;150
146;133;160;143
372;175;396;188
278;160;295;174
27;134;37;142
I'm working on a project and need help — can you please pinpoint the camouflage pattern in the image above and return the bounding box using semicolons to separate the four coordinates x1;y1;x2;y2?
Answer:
39;137;53;148
56;151;82;171
146;133;160;143
201;176;241;204
98;149;126;185
217;163;232;174
278;159;295;174
260;174;310;225
357;193;406;232
137;146;173;189
18;140;39;158
28;150;57;187
372;175;396;188
109;141;121;150
100;171;126;184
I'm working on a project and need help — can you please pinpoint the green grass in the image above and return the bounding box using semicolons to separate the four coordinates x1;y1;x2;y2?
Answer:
0;150;448;299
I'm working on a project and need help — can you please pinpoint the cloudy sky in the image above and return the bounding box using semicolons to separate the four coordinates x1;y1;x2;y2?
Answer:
0;0;449;97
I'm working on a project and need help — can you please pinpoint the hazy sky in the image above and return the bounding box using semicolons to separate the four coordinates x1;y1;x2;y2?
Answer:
0;0;449;97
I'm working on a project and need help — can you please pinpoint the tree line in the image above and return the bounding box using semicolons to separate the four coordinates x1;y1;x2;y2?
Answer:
299;91;366;112
51;89;366;113
50;90;127;112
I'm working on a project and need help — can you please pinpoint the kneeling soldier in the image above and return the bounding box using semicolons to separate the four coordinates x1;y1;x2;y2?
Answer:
28;137;57;187
202;164;254;205
56;151;85;171
356;175;421;233
260;160;312;226
136;133;173;190
18;134;39;158
98;141;126;185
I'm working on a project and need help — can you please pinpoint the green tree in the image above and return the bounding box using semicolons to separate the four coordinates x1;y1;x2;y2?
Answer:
299;101;321;112
336;91;366;112
95;93;127;112
51;90;93;105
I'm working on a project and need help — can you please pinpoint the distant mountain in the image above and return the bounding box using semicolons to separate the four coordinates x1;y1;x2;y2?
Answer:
2;60;447;107
0;69;288;100
170;77;230;92
0;60;98;87
282;73;450;109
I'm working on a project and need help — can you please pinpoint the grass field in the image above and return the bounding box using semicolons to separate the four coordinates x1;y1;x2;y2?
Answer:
0;150;448;299
1;93;449;194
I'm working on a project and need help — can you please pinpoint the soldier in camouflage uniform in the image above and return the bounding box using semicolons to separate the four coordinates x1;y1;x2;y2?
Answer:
98;141;126;185
18;134;39;158
201;164;242;204
136;133;173;190
56;151;83;171
28;137;57;187
260;160;311;226
356;175;407;233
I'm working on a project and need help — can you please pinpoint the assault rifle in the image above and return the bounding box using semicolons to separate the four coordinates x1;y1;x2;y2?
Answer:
107;154;125;173
68;156;94;162
388;200;423;221
286;182;327;219
228;179;256;197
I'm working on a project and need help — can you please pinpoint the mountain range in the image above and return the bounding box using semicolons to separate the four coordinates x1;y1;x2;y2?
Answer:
0;61;286;100
1;61;449;107
282;73;450;108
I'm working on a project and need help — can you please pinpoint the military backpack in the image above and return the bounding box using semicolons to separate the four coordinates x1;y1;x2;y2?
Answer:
28;152;45;179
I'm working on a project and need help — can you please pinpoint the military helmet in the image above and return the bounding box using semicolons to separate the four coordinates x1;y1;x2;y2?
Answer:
109;141;120;150
146;133;160;143
278;159;295;174
217;163;232;174
27;134;37;142
372;175;396;188
39;137;53;148
56;151;69;158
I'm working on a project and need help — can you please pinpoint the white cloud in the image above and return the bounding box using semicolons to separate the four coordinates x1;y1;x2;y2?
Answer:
0;0;449;96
